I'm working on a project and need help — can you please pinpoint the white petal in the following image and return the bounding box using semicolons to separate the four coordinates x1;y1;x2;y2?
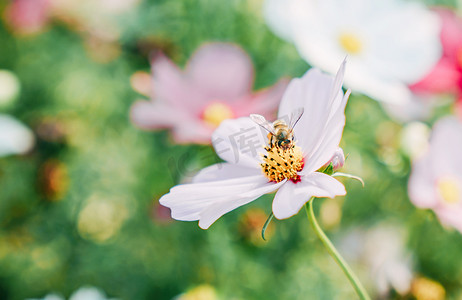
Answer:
276;62;349;174
198;180;285;229
272;172;345;219
263;0;306;42
278;68;332;122
431;117;462;176
362;1;441;83
381;93;433;123
193;163;262;183
302;91;349;173
160;172;283;229
0;114;35;157
264;0;317;43
212;117;267;168
69;287;107;300
278;67;345;157
408;156;437;208
160;176;263;220
346;70;414;105
328;58;347;113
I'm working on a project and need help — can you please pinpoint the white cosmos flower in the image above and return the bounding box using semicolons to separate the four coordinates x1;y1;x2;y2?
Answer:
338;224;413;297
264;0;441;105
69;286;117;300
26;294;64;300
160;61;350;229
0;114;35;157
26;286;117;300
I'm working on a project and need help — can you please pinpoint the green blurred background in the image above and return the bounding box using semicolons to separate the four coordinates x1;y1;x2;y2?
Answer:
0;0;461;299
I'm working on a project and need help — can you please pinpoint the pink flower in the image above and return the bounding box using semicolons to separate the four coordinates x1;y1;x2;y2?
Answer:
130;43;288;144
408;117;462;233
410;9;462;97
4;0;51;35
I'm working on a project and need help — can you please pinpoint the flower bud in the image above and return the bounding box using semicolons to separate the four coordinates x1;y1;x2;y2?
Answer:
330;148;345;170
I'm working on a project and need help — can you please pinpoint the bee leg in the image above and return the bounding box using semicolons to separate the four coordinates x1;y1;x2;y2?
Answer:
271;136;276;148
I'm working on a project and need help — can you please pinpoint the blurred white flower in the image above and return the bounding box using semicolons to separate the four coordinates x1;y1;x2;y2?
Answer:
364;226;413;297
339;224;414;297
26;286;117;300
381;94;436;123
77;195;129;243
0;70;20;106
69;286;117;300
400;121;431;160
0;114;35;157
26;293;64;300
264;0;441;105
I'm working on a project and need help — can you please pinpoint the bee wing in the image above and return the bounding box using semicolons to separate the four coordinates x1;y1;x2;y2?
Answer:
288;107;304;131
250;114;275;134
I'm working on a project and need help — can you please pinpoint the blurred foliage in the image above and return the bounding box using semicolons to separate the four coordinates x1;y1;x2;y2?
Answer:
0;0;461;299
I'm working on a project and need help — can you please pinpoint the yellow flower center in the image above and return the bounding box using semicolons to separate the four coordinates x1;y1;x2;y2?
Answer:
182;284;217;300
412;277;446;300
437;177;460;205
202;102;234;127
261;144;304;183
338;33;363;54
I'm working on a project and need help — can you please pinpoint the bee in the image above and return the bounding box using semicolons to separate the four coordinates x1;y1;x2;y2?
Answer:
250;107;304;149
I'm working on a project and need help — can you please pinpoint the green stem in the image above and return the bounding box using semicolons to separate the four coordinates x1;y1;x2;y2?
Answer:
305;199;371;300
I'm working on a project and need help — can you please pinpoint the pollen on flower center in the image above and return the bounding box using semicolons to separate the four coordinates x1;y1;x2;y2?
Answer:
261;144;304;183
437;176;460;204
202;102;234;127
338;33;363;54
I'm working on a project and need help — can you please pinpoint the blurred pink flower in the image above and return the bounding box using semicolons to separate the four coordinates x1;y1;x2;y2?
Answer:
130;43;289;144
457;99;462;118
408;117;462;233
410;9;462;99
4;0;51;35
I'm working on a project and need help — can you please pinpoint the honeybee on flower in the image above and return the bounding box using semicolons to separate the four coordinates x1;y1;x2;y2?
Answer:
250;107;304;149
251;108;305;183
159;59;354;229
